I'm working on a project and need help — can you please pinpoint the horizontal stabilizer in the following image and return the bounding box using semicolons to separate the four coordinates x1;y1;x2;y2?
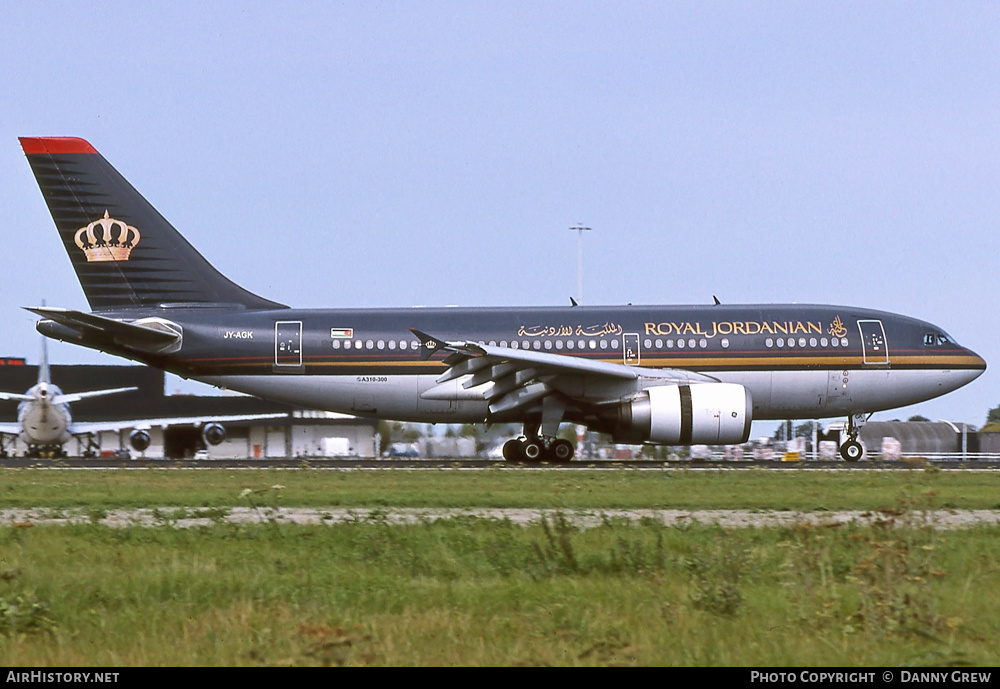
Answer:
52;387;138;405
27;307;182;354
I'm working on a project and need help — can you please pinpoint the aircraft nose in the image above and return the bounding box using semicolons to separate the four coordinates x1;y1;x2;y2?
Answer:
968;349;987;375
952;347;987;389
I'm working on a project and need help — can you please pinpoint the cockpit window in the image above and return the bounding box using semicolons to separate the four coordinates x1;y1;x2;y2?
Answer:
924;332;953;346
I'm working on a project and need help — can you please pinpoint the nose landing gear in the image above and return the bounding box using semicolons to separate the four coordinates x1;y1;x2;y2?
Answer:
839;413;867;462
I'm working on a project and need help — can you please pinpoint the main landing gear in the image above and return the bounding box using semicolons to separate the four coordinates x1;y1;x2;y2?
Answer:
502;436;575;463
502;398;577;463
26;444;65;459
839;413;866;462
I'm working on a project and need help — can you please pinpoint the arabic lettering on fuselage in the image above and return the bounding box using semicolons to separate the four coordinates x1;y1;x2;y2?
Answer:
516;319;833;340
517;323;624;338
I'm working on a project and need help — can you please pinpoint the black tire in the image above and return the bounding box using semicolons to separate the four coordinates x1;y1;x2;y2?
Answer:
502;439;524;462
522;440;543;462
550;439;575;463
840;440;863;462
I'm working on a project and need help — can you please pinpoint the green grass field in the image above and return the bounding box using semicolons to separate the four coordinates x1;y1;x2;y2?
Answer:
2;465;999;510
0;467;997;666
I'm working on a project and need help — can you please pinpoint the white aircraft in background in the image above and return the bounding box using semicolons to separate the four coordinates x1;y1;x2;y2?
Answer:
0;338;284;458
0;338;134;457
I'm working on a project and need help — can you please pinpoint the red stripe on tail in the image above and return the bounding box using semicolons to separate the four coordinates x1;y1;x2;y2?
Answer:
19;137;98;155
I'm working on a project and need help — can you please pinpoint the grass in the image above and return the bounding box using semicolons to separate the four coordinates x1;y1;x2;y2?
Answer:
1;465;999;510
0;517;996;666
0;467;997;666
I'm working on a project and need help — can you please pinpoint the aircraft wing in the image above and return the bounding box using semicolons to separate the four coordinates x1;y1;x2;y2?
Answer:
0;423;21;436
68;413;287;436
411;329;717;416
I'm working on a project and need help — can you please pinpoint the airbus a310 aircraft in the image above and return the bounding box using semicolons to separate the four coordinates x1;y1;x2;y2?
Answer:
18;137;986;462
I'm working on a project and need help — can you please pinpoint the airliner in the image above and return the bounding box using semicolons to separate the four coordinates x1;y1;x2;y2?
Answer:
18;137;986;461
0;336;284;458
0;337;134;457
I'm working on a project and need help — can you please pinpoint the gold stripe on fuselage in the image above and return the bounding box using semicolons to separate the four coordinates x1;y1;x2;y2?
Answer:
293;352;983;370
187;351;982;372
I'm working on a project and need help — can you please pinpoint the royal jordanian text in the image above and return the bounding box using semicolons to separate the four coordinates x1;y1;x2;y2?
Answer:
645;320;826;339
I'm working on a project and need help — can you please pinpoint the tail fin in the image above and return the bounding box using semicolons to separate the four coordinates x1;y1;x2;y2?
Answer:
19;137;285;311
38;335;50;385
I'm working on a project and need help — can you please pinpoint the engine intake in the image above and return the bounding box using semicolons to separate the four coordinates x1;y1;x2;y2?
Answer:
614;383;752;445
129;429;151;452
202;423;226;446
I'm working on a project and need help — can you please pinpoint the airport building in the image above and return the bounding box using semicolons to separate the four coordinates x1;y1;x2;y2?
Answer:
0;361;378;458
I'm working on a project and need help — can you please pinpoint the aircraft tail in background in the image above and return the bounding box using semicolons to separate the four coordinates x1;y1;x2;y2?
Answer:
37;331;49;386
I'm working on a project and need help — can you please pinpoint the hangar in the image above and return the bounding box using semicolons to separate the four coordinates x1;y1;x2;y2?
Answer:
856;421;978;457
0;360;378;458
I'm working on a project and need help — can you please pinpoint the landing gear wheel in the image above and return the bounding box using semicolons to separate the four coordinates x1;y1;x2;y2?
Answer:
522;440;543;462
502;439;525;462
550;439;574;463
840;440;863;462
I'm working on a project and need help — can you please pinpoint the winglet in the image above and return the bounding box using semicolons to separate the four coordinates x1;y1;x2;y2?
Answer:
410;328;450;360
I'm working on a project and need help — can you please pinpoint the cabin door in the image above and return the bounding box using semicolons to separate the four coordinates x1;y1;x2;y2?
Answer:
623;333;640;365
275;321;303;367
857;320;889;365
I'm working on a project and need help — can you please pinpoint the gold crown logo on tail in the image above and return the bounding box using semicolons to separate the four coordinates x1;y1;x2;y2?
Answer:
74;211;141;262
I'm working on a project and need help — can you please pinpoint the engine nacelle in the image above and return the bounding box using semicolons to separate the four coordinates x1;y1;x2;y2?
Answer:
202;423;226;446
129;429;151;452
614;383;752;445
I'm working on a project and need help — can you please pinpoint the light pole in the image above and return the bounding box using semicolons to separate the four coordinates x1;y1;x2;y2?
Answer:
569;224;591;304
568;225;591;459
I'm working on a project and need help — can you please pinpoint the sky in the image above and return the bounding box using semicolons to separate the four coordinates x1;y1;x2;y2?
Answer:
2;2;999;437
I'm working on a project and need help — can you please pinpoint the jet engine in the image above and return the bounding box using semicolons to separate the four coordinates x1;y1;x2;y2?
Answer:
612;383;752;445
201;423;227;446
129;429;151;452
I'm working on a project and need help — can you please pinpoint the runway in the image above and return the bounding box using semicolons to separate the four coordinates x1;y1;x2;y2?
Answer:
3;457;1000;470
